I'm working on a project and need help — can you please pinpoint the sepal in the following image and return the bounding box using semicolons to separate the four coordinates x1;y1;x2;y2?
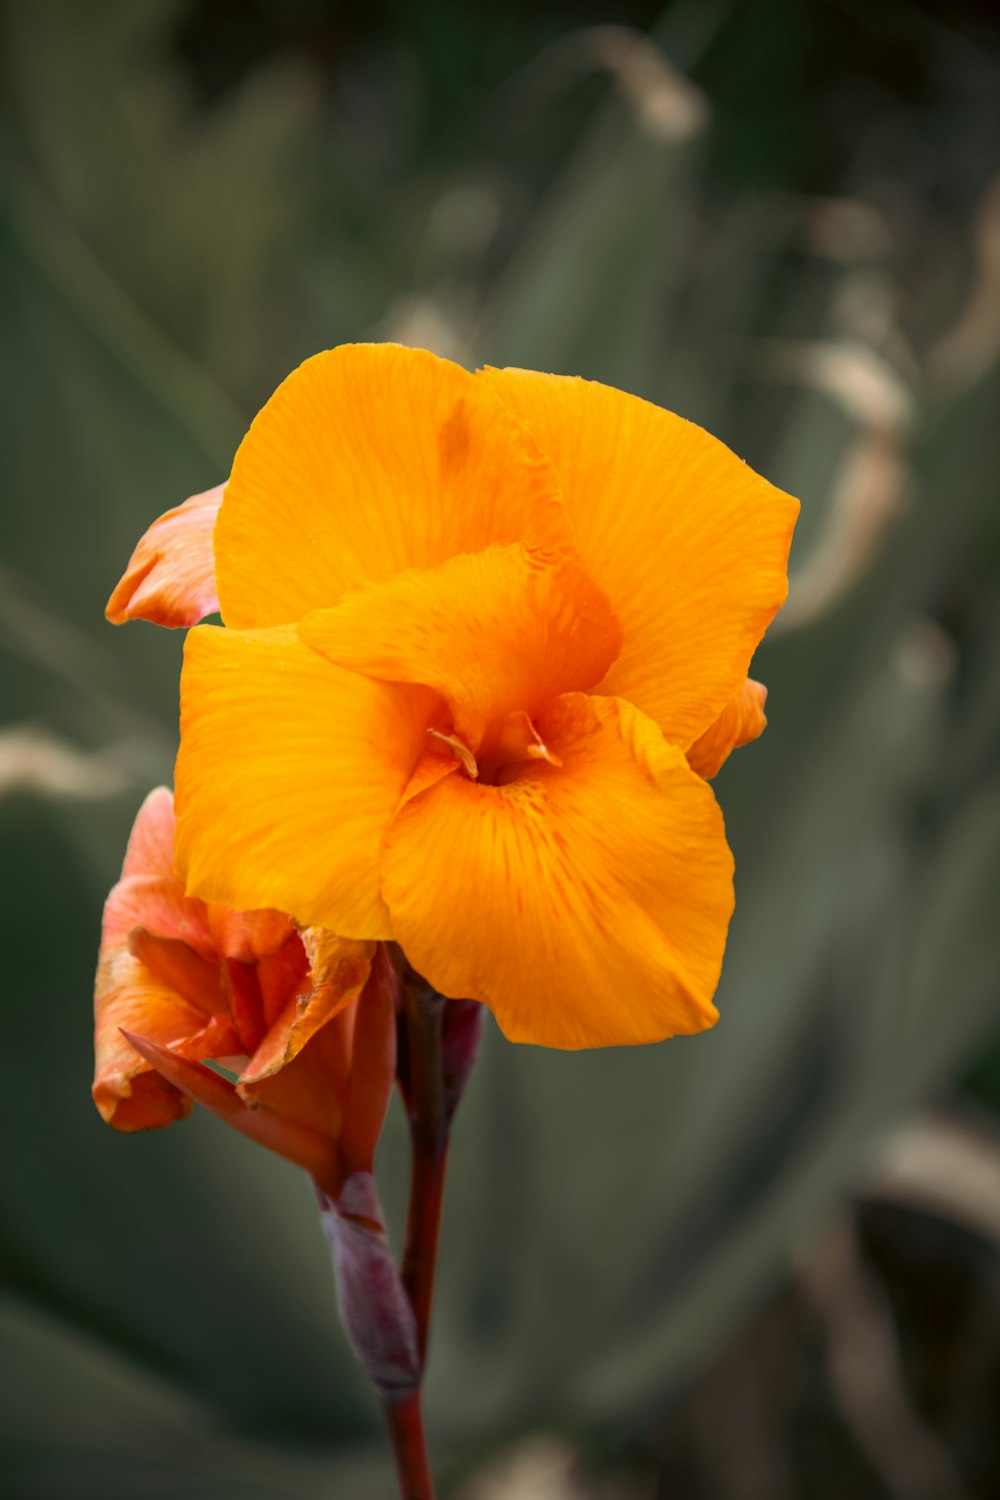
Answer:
318;1171;421;1395
441;999;484;1121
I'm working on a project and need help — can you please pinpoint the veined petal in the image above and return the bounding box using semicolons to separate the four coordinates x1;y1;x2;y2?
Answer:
174;625;434;938
299;544;622;754
382;693;734;1048
215;343;572;629
480;368;798;746
687;678;768;780
106;485;222;628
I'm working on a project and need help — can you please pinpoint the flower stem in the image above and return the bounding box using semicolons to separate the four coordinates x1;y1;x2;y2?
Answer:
382;969;483;1499
400;983;448;1367
383;1389;436;1500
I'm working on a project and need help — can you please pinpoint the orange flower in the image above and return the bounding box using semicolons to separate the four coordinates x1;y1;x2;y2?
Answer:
108;345;798;1048
93;787;391;1196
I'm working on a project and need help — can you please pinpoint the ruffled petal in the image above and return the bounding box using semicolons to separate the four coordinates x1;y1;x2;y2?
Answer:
382;693;734;1048
480;368;798;746
174;624;434;937
106;485;222;628
299;543;622;755
686;678;768;780
215;343;571;629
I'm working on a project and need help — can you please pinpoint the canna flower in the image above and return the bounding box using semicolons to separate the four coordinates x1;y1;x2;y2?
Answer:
93;787;393;1198
108;344;798;1048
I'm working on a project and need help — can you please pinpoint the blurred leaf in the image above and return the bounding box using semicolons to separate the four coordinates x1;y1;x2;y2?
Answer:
2;0;318;405
0;1297;391;1499
2;1;1000;1494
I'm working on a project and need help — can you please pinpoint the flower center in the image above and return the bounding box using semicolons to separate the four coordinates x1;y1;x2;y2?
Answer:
428;708;561;786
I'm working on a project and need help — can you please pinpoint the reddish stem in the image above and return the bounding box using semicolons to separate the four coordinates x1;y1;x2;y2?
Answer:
383;1389;436;1500
400;984;448;1368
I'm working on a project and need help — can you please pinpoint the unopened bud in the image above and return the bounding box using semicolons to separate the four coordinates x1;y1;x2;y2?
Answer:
318;1172;421;1395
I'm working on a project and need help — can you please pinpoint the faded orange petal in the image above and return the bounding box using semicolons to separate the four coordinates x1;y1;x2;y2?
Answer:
382;694;734;1049
104;791;213;957
93;949;205;1130
239;932;373;1088
101;873;214;958
175;624;434;937
299;543;621;755
106;485;222;628
214;344;571;629
121;787;176;879
686;679;768;780
480;368;798;747
127;927;224;1014
205;906;295;964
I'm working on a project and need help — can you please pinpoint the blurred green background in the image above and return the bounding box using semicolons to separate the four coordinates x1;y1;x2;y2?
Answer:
2;1;999;1496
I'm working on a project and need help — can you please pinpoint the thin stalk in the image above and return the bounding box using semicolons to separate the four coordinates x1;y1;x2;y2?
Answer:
400;984;448;1367
383;1389;436;1500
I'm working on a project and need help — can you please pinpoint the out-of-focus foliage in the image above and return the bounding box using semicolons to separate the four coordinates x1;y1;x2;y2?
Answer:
1;1;998;1496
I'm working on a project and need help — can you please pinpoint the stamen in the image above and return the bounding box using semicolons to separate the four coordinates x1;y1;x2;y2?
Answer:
427;728;479;779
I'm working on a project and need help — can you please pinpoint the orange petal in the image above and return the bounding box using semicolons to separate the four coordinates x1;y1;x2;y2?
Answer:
106;485;222;628
299;543;622;755
174;624;434;937
93;949;205;1130
239;932;373;1087
686;678;768;780
480;368;798;747
382;693;734;1048
123;1030;340;1191
121;787;177;879
214;344;571;629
